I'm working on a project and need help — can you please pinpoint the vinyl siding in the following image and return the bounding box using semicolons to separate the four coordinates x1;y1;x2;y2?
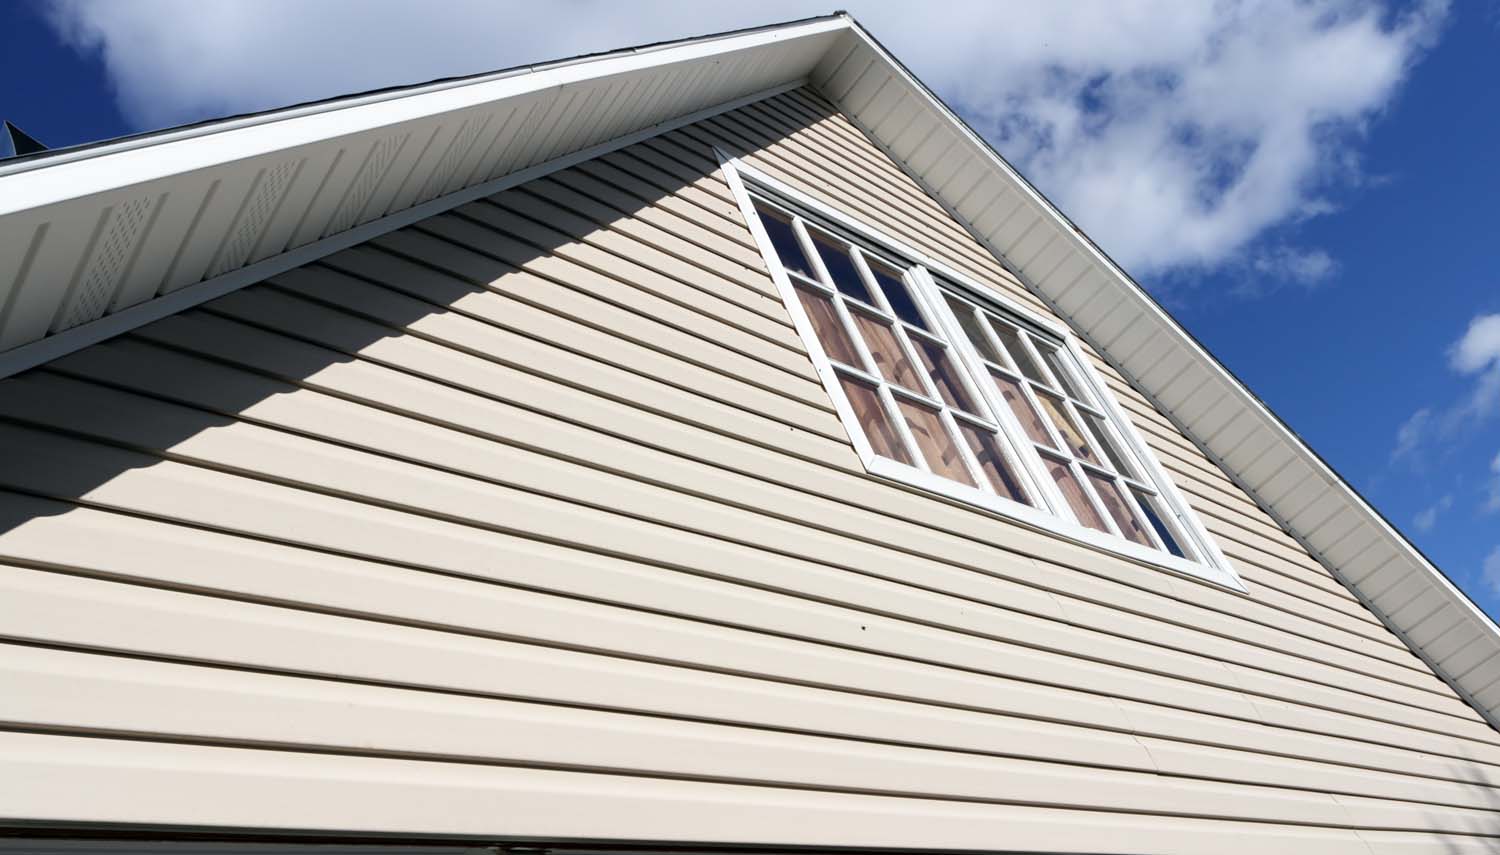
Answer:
1;88;1497;853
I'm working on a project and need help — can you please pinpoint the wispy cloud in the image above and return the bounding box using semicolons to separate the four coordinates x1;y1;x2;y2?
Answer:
1390;312;1500;471
1447;312;1500;426
1484;545;1500;597
1391;407;1433;466
42;0;1446;287
1413;494;1453;533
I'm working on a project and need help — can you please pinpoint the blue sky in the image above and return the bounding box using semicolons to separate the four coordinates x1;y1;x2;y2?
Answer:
3;1;1498;616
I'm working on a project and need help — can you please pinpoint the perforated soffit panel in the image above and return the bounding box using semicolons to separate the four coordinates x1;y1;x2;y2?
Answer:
1;13;1495;730
0;15;848;372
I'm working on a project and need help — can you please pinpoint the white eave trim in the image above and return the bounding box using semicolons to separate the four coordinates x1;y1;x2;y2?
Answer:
0;16;850;208
0;15;848;367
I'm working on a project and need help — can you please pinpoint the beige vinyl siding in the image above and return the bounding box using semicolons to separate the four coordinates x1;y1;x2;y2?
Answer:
1;88;1497;852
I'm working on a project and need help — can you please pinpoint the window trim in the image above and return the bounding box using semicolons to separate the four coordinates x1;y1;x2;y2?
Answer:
716;149;1242;592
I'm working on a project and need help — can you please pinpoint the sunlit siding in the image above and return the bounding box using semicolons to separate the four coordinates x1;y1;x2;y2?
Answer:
1;89;1496;854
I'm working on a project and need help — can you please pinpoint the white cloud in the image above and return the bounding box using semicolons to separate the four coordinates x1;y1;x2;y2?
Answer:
1484;545;1500;598
1251;247;1340;289
1389;312;1500;466
1391;407;1432;464
42;0;1445;283
1448;312;1500;423
1412;494;1452;533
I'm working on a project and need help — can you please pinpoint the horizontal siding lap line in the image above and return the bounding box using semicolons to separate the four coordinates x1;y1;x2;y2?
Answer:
775;89;1038;290
735;98;1047;316
216;278;851;455
679;110;990;280
0;379;1440;726
1076;378;1403;631
8;552;1500;810
638;133;745;206
252;271;846;446
540;167;763;271
1100;385;1376;584
484;188;775;304
400;211;807;371
102;294;1440;699
695;108;1029;305
580;152;760;249
515;171;768;279
41;333;1425;703
8;570;1500;822
770;90;951;213
108;305;1413;680
79;304;1440;693
11;483;1476;786
0;715;1494;830
304;244;832;417
7;638;1494;820
3;731;1450;853
446;194;792;340
331;231;810;381
0;367;1485;741
324;237;816;390
467;194;791;332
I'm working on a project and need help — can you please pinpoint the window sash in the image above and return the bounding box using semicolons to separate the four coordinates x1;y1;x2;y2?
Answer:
722;155;1237;590
757;199;1040;508
931;281;1197;557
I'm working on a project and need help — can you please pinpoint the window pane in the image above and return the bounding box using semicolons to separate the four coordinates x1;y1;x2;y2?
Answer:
1044;453;1108;532
1087;470;1153;547
1038;344;1085;400
896;398;977;487
945;295;1001;363
810;231;874;304
990;320;1046;384
1081;410;1134;476
837;373;912;465
1035;390;1096;462
957;422;1029;504
1133;488;1188;558
851;310;923;392
755;206;815;279
989;369;1053;447
912;337;974;412
868;259;926;329
793;283;862;367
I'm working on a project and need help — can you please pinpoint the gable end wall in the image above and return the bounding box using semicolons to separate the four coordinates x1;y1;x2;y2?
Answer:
0;88;1496;853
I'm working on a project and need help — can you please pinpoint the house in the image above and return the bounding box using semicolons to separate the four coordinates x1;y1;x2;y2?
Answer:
2;13;1498;853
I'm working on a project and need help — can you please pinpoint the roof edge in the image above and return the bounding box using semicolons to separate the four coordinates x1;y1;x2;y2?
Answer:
0;13;850;179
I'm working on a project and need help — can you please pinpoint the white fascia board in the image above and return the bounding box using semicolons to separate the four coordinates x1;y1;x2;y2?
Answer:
0;17;850;215
815;23;1500;729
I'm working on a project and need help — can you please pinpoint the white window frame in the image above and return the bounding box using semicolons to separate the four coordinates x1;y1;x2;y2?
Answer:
717;149;1242;592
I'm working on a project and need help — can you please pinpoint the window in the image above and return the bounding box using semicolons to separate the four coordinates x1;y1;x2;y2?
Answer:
756;202;1033;505
726;159;1235;588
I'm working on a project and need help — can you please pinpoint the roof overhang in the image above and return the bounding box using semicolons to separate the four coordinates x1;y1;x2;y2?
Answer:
0;15;848;372
2;13;1496;729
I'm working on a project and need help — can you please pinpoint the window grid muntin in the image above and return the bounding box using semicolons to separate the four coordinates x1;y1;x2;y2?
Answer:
747;187;1218;571
755;198;1036;507
724;156;1235;587
939;285;1187;556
